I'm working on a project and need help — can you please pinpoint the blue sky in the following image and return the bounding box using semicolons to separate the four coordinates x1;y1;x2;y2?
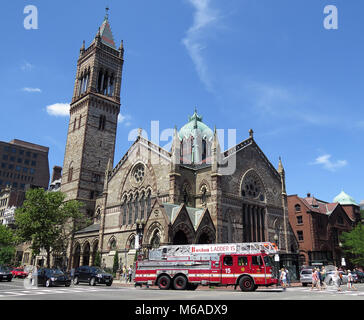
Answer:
0;0;363;204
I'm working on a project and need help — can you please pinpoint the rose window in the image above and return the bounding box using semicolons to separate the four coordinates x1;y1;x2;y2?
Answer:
133;164;145;184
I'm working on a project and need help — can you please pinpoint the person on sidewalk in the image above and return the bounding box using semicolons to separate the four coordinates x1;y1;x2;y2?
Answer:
310;268;321;290
320;266;327;290
347;270;358;291
285;267;291;287
280;268;287;291
333;267;342;292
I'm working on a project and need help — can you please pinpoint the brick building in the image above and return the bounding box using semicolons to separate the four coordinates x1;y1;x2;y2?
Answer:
0;139;50;192
60;12;299;273
287;193;355;267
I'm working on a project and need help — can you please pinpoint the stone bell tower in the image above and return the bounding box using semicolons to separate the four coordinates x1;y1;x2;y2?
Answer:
61;10;124;218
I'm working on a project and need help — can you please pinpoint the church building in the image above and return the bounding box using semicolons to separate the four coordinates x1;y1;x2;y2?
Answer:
60;12;299;271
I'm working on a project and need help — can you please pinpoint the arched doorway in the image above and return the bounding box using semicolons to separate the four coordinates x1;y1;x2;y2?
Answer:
173;230;188;245
73;243;81;269
83;242;90;266
197;232;212;244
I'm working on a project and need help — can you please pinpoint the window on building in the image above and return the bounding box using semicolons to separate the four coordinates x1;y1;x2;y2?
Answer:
337;215;344;225
297;231;304;241
68;167;73;182
98;115;106;131
2;155;8;161
33;153;38;159
297;216;303;224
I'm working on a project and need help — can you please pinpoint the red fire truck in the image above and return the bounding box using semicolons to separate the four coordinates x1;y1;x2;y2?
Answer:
134;242;279;291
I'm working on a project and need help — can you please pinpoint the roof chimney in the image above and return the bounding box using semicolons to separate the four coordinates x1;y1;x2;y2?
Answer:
307;193;311;198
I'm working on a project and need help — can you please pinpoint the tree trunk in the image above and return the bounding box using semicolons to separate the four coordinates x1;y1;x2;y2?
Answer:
46;249;51;268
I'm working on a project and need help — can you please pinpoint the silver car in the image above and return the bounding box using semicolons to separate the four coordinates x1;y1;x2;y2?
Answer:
325;271;348;285
300;269;313;286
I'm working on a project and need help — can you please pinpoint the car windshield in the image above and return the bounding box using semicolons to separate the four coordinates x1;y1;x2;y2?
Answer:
0;266;10;272
50;269;64;275
301;270;312;275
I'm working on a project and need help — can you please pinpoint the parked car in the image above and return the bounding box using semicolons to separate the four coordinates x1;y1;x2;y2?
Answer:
0;266;13;282
325;271;348;285
11;268;28;279
73;266;113;286
352;270;364;283
300;268;313;286
32;268;71;287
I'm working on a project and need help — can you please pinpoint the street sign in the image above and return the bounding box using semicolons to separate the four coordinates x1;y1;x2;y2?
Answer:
341;258;346;266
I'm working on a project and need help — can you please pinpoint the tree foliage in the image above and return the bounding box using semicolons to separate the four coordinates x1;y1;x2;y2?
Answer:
15;188;90;268
113;251;119;275
340;223;364;266
94;251;101;267
0;225;17;265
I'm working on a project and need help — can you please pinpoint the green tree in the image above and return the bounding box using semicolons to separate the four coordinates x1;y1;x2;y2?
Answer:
340;223;364;266
113;251;119;275
15;188;89;268
94;251;101;267
0;225;17;265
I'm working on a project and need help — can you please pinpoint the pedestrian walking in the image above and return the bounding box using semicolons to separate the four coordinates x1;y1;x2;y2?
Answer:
347;270;357;291
320;267;327;290
285;267;291;287
310;268;321;290
333;267;342;292
128;265;133;283
70;268;75;284
123;265;127;282
280;268;287;291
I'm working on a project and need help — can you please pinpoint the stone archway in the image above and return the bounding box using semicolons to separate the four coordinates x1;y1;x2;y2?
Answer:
173;230;188;245
196;227;215;244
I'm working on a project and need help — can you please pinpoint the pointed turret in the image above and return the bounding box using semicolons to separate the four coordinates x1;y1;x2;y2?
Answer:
211;126;221;174
278;157;286;195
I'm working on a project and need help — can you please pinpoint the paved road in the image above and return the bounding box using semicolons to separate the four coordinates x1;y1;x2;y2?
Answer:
1;279;364;300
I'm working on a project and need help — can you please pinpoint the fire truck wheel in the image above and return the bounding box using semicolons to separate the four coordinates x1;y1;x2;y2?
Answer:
157;275;171;290
173;275;188;290
239;276;255;292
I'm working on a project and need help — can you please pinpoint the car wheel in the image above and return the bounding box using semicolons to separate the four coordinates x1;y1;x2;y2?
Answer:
157;275;171;290
65;283;71;287
89;277;96;286
45;279;52;287
73;276;79;285
239;276;255;292
7;278;12;282
302;283;307;287
173;275;188;290
106;281;112;287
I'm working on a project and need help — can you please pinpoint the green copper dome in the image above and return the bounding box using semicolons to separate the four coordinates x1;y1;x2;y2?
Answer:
333;191;358;205
178;109;214;141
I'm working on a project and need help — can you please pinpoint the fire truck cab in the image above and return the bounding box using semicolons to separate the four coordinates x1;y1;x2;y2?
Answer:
134;242;279;292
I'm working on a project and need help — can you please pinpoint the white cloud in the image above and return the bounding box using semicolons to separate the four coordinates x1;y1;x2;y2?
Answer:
311;154;348;172
46;103;70;116
118;113;132;126
182;0;220;92
21;62;34;72
22;87;41;93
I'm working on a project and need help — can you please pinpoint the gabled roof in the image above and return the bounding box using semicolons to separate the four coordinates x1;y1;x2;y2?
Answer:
333;190;358;206
75;223;100;235
163;203;205;231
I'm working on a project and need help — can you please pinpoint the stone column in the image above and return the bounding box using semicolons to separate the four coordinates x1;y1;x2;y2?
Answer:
256;207;261;242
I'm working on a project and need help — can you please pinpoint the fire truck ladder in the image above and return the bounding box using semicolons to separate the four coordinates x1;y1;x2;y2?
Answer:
148;242;279;260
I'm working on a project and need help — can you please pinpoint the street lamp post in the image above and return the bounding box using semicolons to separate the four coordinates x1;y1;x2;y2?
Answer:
135;219;146;260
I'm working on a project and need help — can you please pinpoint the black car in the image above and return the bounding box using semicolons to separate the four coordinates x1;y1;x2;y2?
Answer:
0;266;13;282
33;268;71;287
353;270;364;283
74;266;113;286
